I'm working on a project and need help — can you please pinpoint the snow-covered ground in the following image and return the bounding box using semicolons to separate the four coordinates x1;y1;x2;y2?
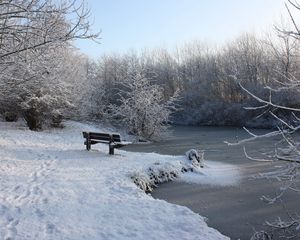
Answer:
0;121;233;240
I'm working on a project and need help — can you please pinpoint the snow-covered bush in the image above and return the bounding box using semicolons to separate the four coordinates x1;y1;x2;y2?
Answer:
20;91;72;130
4;112;18;122
131;151;209;192
131;162;193;192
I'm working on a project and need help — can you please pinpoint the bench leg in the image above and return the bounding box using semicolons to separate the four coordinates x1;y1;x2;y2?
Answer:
109;145;114;155
86;139;91;151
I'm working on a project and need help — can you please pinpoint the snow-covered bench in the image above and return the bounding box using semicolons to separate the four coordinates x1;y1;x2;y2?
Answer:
82;132;130;155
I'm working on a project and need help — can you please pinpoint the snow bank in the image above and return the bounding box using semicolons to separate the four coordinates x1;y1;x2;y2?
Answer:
131;155;240;192
0;120;229;239
131;161;193;192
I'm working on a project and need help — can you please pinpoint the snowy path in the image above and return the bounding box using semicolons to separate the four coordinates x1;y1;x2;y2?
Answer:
0;121;229;240
0;129;59;240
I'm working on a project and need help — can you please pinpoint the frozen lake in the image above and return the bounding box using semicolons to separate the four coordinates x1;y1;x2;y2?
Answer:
123;125;280;164
124;126;300;239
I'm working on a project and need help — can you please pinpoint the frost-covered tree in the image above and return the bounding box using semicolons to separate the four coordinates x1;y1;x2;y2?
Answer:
80;59;107;120
1;45;88;129
0;0;98;129
108;72;178;140
21;49;89;129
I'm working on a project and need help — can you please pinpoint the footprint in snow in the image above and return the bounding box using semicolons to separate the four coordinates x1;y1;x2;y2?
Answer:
45;222;56;235
13;185;21;191
29;172;38;182
34;208;45;218
0;204;7;214
4;218;19;240
31;186;41;195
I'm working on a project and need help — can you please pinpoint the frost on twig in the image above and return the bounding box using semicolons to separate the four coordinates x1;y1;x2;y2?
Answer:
225;2;300;237
264;213;300;239
243;146;274;162
239;82;300;112
224;127;282;146
250;231;272;240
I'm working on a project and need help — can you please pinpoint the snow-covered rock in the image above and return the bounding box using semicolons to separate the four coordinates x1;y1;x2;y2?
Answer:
186;149;205;168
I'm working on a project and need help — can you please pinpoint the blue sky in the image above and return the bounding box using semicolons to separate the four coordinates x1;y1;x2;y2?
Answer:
75;0;288;58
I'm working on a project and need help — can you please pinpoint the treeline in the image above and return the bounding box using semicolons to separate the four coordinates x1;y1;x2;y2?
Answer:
1;0;300;140
84;32;300;129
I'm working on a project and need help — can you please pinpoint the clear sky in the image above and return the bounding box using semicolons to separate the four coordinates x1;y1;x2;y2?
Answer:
75;0;290;58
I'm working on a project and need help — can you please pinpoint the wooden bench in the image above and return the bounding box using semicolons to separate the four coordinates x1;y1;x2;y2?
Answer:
82;132;130;155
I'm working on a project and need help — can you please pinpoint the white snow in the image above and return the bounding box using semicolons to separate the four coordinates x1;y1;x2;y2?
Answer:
0;120;231;240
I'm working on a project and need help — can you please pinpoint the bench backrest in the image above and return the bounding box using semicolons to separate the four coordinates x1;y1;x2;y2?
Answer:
83;132;121;142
